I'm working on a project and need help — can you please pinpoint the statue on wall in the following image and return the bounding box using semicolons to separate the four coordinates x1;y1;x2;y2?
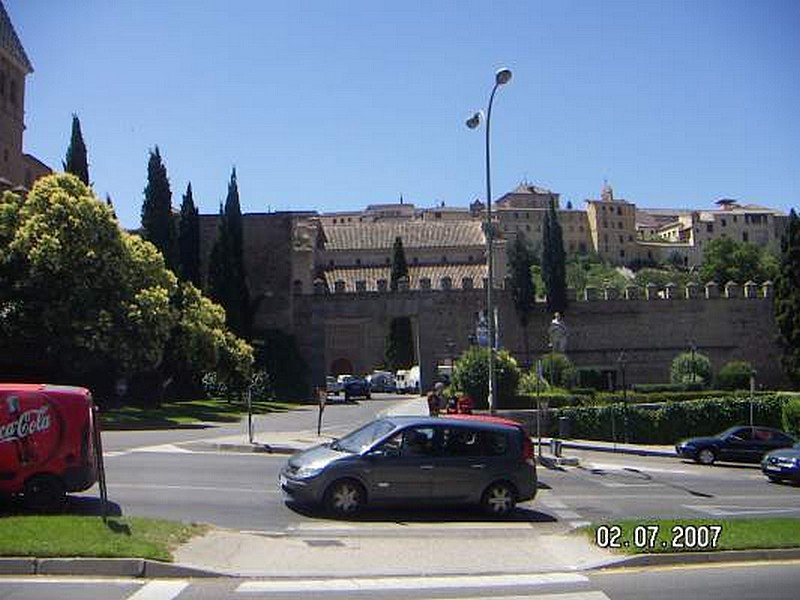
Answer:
548;312;568;354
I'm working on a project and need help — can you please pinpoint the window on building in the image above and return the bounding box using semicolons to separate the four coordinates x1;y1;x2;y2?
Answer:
604;233;609;243
526;224;531;232
601;206;606;212
619;235;624;244
628;235;633;242
706;223;713;233
385;257;390;265
329;260;335;266
742;231;749;242
0;71;5;97
733;215;738;223
468;255;473;262
579;242;587;253
9;80;16;106
616;206;622;216
434;212;441;219
721;218;726;227
355;258;361;266
442;255;448;263
620;249;625;258
618;221;623;229
413;257;419;264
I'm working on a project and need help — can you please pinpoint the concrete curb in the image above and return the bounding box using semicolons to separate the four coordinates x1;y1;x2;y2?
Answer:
590;547;800;570
0;557;225;578
537;454;580;469
191;442;302;455
558;440;675;458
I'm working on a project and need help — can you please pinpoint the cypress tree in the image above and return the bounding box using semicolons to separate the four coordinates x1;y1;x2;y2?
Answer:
63;114;89;186
178;182;201;287
542;198;568;314
385;317;415;371
390;236;409;291
207;168;250;338
508;232;536;363
775;209;800;386
141;147;178;272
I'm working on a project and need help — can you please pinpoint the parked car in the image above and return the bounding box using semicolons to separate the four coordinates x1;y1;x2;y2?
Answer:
761;443;800;483
395;366;420;394
343;377;371;401
0;384;102;511
326;376;343;396
366;371;396;393
675;426;795;465
279;415;537;516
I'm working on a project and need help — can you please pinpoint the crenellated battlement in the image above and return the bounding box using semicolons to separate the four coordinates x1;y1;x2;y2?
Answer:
311;276;774;302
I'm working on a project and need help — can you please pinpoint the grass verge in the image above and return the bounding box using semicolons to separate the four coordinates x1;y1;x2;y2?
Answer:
586;518;800;554
0;516;207;562
100;398;302;430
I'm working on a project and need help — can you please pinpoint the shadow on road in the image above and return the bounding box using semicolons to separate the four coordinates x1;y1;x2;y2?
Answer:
0;495;124;517
285;501;557;524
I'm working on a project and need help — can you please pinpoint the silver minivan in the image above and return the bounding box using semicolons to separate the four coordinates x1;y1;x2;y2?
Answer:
279;415;537;516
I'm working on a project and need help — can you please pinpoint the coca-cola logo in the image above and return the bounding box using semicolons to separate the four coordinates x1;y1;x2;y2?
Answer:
0;405;52;444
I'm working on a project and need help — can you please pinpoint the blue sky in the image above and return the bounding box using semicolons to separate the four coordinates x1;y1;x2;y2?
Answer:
7;0;800;229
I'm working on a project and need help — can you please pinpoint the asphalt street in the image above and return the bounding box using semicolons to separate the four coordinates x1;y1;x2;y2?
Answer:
64;433;800;532
100;393;402;452
2;562;800;599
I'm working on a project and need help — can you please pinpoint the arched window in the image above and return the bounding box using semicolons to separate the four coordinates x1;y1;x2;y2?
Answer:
0;72;6;97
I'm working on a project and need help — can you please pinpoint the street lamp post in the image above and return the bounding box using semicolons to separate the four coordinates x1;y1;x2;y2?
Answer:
467;67;512;414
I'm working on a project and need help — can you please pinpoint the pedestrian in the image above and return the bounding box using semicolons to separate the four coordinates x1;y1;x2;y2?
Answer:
427;382;447;417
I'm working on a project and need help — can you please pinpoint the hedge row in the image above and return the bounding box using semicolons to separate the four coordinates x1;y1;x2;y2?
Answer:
549;396;790;445
507;390;783;410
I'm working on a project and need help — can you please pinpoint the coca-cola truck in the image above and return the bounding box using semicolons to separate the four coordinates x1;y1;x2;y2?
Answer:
0;384;103;511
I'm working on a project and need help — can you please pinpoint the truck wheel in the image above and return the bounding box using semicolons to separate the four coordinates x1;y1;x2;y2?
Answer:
324;479;365;516
24;475;67;513
481;481;516;516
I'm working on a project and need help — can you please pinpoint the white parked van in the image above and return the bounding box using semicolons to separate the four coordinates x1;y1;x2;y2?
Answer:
395;366;420;394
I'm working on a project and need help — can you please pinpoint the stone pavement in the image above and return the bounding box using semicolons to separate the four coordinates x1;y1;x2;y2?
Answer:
172;525;615;578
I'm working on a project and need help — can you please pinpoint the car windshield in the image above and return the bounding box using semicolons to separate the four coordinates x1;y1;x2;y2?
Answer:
333;419;397;454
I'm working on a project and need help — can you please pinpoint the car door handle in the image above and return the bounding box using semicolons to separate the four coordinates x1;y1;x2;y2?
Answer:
419;465;434;470
470;464;486;469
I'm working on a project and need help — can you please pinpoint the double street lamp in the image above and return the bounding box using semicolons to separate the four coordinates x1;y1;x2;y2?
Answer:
466;67;512;414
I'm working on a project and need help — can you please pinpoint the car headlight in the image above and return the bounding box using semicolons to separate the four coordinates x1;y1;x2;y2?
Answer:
294;465;324;479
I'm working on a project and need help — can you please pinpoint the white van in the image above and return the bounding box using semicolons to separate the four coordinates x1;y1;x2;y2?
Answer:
395;366;420;394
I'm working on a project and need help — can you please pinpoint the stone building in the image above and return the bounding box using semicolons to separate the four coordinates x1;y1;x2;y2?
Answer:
0;2;50;191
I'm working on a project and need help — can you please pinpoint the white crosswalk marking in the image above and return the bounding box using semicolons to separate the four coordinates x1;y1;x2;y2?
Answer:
236;573;589;593
125;580;188;600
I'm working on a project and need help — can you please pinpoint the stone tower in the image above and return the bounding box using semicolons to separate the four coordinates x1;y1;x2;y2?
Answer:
0;2;49;190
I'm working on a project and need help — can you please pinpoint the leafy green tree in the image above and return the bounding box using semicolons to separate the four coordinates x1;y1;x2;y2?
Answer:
542;198;568;313
670;351;712;386
774;209;800;386
390;236;409;291
207;168;251;338
566;253;630;292
507;232;536;362
451;346;520;409
699;237;776;284
178;182;201;287
0;173;252;400
141;147;178;272
63;114;89;186
385;317;415;370
716;360;754;391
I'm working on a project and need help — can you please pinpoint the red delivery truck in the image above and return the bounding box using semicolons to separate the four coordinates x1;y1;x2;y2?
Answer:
0;384;104;512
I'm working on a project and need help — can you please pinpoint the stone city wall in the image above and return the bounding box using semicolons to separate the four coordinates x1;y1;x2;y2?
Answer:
293;280;788;393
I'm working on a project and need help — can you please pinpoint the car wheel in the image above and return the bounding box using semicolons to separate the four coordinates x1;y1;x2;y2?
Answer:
767;475;783;483
366;392;371;399
325;479;365;516
696;448;716;465
24;474;66;513
481;481;516;516
344;392;351;403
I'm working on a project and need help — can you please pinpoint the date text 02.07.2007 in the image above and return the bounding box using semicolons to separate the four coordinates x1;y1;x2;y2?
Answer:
595;524;722;550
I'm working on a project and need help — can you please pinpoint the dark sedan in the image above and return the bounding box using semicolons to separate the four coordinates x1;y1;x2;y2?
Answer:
343;377;371;402
675;426;795;465
762;443;800;483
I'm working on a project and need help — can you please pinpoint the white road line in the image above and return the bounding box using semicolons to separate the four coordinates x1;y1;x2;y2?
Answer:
583;463;690;475
107;483;279;494
125;580;189;600
597;482;667;488
236;573;588;593
0;577;136;584
540;496;568;509
129;444;194;453
555;510;582;520
684;504;800;516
